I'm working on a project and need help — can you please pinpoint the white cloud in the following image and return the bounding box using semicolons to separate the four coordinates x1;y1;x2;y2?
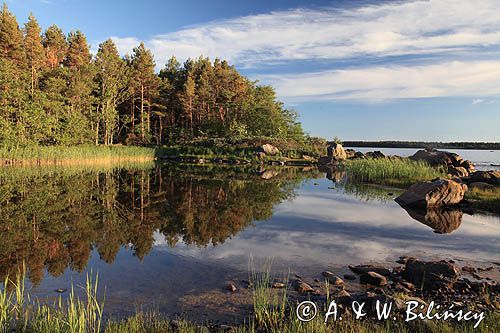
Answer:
105;0;500;101
110;0;500;67
472;99;485;105
260;60;500;101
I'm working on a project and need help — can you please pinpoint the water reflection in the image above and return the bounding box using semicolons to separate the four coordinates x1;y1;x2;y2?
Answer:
0;165;318;285
399;206;463;234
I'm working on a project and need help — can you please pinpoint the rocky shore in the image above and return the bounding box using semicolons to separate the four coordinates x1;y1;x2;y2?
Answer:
278;258;499;320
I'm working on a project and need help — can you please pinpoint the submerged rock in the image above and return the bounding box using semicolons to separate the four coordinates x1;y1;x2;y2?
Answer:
395;179;467;208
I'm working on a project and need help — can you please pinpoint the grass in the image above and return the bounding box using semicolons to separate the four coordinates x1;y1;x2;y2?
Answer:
465;186;500;214
0;267;498;332
0;145;156;166
338;158;447;187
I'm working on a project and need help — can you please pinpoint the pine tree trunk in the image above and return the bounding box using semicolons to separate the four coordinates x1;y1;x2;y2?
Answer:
141;83;144;140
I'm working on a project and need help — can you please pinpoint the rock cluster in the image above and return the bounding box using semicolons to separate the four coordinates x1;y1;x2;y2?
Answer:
286;259;499;319
410;148;475;176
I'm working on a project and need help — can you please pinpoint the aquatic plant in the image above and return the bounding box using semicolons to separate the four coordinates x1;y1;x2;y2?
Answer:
339;158;447;187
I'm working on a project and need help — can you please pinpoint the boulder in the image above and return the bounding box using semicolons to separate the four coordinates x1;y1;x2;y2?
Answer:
395;179;468;208
401;206;463;234
448;166;469;178
327;143;347;161
345;149;356;159
359;272;388;286
366;151;386;159
321;271;344;285
403;259;460;290
260;144;280;156
410;149;454;167
448;153;464;166
354;151;366;159
460;160;475;172
292;280;314;294
467;170;500;185
410;149;476;173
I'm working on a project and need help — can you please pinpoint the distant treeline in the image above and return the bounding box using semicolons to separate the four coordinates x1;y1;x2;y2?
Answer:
342;141;500;150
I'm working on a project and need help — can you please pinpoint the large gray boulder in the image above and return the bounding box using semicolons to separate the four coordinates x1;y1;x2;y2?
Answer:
327;143;347;161
395;179;468;208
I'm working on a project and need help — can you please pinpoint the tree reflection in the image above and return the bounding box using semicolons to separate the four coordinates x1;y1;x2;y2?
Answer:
0;165;317;284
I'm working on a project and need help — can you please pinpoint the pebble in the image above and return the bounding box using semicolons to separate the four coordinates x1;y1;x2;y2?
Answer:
272;282;286;289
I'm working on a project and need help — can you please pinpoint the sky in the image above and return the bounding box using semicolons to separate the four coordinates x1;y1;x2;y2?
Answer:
6;0;500;141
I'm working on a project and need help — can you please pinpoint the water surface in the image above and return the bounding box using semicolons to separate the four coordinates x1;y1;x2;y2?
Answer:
0;160;499;322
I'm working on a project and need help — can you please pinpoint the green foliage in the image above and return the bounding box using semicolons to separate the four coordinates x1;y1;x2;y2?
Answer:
0;5;307;147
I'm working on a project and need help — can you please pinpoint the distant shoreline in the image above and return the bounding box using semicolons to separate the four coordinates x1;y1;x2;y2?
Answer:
342;141;500;150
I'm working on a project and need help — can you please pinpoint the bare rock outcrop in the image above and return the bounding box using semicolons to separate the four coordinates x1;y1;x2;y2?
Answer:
395;179;467;208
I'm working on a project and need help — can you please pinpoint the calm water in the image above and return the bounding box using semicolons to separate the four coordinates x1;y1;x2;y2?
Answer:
1;150;499;322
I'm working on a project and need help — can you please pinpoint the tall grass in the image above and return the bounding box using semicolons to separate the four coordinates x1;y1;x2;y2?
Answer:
0;145;156;166
0;270;104;333
465;186;500;214
339;158;447;187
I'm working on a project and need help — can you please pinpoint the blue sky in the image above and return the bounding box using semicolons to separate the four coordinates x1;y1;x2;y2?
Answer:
7;0;500;141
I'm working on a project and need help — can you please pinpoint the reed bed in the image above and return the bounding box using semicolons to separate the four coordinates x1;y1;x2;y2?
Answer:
339;158;447;187
0;145;156;166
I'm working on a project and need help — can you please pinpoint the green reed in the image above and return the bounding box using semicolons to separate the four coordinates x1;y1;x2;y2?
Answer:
0;145;156;165
339;158;447;187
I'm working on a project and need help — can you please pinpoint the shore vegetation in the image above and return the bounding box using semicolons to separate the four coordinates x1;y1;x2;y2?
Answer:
1;269;498;333
338;158;447;187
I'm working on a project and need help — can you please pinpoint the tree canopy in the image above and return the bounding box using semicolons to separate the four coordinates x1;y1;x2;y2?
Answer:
0;4;305;146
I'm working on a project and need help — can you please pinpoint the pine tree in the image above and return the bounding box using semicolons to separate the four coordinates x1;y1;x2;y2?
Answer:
95;39;130;145
43;25;67;69
64;30;95;144
130;43;158;142
0;3;26;65
181;74;196;135
23;13;45;97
